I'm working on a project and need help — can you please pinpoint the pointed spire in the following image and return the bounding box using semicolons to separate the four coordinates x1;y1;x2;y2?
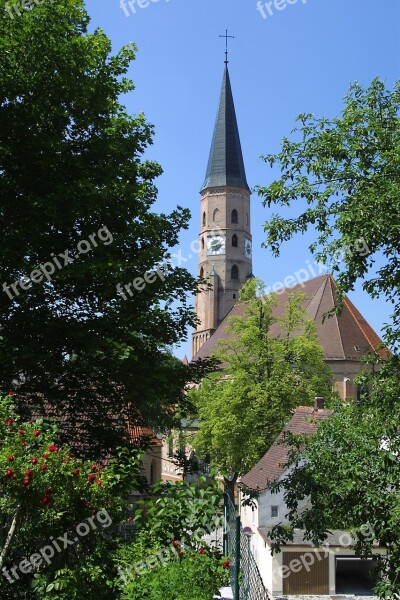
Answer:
201;65;249;192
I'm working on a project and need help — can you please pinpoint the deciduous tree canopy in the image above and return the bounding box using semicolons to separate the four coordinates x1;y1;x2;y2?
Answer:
257;79;400;599
0;0;201;455
192;279;333;476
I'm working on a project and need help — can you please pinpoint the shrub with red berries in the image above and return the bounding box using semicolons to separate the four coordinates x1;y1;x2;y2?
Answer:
0;393;144;584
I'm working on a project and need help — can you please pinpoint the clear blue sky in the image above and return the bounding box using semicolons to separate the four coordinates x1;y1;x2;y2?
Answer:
85;0;399;359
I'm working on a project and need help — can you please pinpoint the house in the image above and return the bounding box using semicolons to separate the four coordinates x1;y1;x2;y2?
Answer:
239;402;385;597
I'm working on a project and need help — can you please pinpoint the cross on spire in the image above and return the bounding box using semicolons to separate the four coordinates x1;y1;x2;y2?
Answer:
219;29;234;64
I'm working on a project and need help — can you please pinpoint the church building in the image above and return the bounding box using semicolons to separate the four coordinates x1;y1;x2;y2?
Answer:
161;58;386;483
190;61;385;402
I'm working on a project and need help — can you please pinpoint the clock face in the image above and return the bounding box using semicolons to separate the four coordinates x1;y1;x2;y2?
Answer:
207;235;226;255
245;238;252;259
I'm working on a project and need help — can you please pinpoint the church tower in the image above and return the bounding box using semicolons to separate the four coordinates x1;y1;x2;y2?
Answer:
192;62;252;357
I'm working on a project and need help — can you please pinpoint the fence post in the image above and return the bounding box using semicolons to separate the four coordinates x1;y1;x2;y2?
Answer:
234;515;240;600
223;492;228;557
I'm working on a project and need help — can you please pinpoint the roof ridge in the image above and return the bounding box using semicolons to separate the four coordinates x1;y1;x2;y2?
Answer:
327;276;346;359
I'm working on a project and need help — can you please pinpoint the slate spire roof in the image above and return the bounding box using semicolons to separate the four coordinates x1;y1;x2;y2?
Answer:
201;65;250;192
192;274;386;361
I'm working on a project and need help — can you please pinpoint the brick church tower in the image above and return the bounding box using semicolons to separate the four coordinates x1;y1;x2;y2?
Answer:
192;63;253;357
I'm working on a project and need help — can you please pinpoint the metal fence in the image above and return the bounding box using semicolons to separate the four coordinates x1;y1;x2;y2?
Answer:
223;492;271;600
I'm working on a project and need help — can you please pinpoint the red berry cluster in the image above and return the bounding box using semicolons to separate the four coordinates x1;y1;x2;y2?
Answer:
87;464;102;486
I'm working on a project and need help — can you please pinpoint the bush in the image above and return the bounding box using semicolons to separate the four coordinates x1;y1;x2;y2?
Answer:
0;394;144;599
121;549;229;600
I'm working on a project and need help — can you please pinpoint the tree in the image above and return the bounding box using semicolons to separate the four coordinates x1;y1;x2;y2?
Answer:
269;364;400;599
192;278;334;476
0;0;202;455
256;78;400;598
257;78;400;349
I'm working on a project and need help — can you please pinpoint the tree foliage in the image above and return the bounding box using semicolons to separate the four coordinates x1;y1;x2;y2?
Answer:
192;279;334;476
0;0;201;454
257;78;400;599
269;360;400;599
0;394;144;599
134;476;223;549
257;78;400;348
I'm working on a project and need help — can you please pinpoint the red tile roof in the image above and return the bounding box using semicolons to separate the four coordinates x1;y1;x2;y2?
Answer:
240;406;332;492
193;275;387;361
127;424;162;447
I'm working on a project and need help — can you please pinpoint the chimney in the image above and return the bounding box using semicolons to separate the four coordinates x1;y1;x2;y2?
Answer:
315;396;324;410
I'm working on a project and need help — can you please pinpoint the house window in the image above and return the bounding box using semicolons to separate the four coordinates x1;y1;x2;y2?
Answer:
231;209;238;224
232;234;238;247
201;237;204;250
200;267;204;278
271;505;279;518
202;212;206;226
231;265;239;280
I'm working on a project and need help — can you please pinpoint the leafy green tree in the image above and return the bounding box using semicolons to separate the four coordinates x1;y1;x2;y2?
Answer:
0;0;203;455
257;78;400;348
134;477;223;549
192;279;334;476
269;363;400;599
256;78;400;599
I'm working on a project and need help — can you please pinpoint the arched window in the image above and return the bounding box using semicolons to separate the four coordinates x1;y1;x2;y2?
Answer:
202;212;206;226
200;267;204;278
232;234;238;247
213;208;220;222
231;265;239;280
201;237;204;250
246;213;249;226
231;209;238;224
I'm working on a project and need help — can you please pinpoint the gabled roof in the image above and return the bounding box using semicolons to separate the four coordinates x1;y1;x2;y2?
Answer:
201;65;249;192
240;406;332;492
193;274;386;361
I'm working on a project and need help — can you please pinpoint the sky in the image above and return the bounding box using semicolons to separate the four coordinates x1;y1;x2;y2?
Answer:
85;0;399;360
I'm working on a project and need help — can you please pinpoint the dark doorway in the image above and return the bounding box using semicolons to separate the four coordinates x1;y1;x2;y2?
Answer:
336;557;377;596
